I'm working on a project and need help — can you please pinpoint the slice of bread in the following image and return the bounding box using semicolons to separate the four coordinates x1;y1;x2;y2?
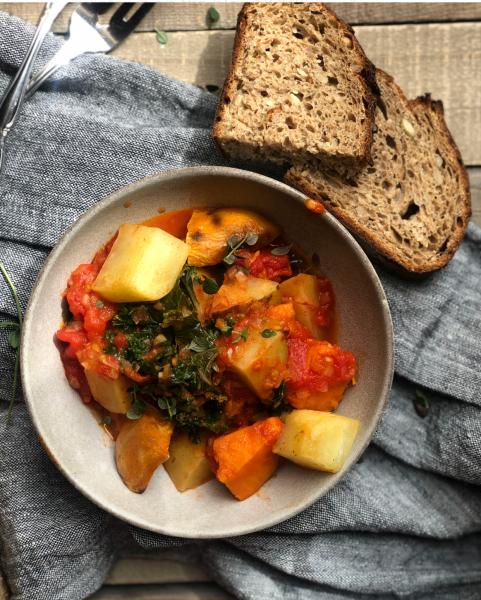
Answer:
213;2;378;170
285;70;471;274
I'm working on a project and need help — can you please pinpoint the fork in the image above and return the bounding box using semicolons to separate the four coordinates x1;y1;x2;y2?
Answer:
0;0;68;177
26;3;154;98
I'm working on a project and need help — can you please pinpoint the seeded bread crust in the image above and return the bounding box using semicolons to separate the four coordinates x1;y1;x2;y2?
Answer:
285;70;471;274
213;2;378;170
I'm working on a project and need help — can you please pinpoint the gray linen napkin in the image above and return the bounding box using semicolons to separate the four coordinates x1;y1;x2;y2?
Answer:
1;13;481;600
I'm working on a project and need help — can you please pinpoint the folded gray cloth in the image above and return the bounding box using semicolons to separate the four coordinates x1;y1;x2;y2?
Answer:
1;13;481;600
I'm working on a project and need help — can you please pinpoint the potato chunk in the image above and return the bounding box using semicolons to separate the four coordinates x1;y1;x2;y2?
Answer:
84;369;131;414
211;270;278;315
92;224;188;302
115;407;173;493
274;410;359;473
273;274;333;339
228;327;288;400
186;208;280;267
212;417;283;500
164;432;213;492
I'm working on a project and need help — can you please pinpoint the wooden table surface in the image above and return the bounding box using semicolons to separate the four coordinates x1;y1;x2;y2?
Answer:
0;2;480;599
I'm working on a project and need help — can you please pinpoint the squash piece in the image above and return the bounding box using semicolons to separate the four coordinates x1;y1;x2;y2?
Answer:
92;224;188;303
228;327;288;400
212;417;283;500
84;369;131;414
164;432;213;492
288;382;348;411
186;208;280;267
211;270;278;315
115;406;173;493
273;274;332;339
273;410;359;473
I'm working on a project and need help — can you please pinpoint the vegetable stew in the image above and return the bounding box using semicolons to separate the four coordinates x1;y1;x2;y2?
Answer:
56;208;360;500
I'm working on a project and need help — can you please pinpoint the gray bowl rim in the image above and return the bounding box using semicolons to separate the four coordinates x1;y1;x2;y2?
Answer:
21;165;394;538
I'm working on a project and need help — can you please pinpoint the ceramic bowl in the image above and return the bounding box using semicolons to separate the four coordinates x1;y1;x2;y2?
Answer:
21;166;393;537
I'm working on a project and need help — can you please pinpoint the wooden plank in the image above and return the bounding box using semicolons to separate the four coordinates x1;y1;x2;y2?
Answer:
89;583;233;600
105;558;210;585
468;168;481;227
2;3;481;32
110;22;481;166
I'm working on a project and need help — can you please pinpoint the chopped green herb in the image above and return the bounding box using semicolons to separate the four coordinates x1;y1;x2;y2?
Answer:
202;277;219;295
224;233;259;265
271;245;291;256
155;28;168;44
414;389;431;418
271;381;291;415
261;329;277;338
233;328;249;344
207;6;220;25
217;316;235;336
0;262;23;423
96;299;104;308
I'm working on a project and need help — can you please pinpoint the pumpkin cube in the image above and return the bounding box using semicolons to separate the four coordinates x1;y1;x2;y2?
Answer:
212;417;284;500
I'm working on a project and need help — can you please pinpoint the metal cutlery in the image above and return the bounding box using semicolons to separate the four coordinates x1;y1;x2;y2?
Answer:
26;3;154;99
0;2;153;179
0;0;68;177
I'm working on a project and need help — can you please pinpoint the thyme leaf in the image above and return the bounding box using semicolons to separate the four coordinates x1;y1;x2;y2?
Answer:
261;329;277;338
155;28;167;44
224;233;258;265
202;277;219;295
414;389;431;418
207;6;220;25
271;245;291;256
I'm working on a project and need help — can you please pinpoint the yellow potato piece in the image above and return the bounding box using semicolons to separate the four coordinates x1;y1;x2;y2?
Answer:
186;208;280;267
84;369;131;414
115;407;174;493
273;274;325;339
211;272;278;315
273;410;360;473
229;327;288;400
164;432;213;492
92;224;188;303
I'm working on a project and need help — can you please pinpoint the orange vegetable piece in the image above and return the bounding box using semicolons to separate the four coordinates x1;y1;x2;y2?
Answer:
115;406;173;493
211;417;284;500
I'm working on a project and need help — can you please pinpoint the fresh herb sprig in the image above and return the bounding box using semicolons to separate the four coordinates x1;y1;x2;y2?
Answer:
223;233;258;265
0;262;23;423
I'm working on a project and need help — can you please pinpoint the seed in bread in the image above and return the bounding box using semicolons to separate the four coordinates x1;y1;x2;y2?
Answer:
213;2;378;170
285;70;471;274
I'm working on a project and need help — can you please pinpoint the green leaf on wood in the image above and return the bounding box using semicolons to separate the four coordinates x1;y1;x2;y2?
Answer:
207;6;220;24
155;28;168;44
